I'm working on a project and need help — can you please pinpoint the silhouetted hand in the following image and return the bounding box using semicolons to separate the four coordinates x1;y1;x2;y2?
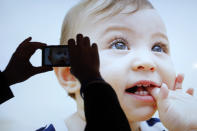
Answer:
68;34;101;83
3;37;53;86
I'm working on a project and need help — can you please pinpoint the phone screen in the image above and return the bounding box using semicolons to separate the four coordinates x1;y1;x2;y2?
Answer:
42;45;70;67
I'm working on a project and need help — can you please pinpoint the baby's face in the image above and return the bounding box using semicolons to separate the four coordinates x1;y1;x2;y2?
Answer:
80;9;176;122
49;48;69;65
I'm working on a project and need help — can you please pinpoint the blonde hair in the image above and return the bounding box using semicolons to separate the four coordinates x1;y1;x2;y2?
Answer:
60;0;153;45
60;0;153;98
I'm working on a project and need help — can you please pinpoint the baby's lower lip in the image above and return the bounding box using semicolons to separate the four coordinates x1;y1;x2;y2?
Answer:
125;92;155;103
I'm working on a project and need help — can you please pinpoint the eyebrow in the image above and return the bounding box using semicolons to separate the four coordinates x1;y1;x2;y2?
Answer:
101;25;133;36
152;32;169;42
101;25;169;46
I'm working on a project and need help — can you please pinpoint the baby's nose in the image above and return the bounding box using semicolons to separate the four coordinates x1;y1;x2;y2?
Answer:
136;65;155;71
131;59;156;72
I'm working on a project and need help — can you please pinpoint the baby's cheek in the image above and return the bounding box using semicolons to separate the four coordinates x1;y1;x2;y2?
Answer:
154;55;176;89
157;59;176;89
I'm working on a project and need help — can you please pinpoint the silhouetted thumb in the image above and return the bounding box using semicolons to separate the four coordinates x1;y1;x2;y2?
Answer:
33;66;53;74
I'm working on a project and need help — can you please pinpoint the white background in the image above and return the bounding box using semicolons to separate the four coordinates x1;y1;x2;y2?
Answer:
0;0;197;131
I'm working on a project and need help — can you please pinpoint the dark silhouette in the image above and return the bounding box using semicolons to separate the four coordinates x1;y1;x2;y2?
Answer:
0;37;52;104
0;35;131;131
68;34;131;131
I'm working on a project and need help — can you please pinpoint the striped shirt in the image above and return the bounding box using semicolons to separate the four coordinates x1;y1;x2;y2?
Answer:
36;118;168;131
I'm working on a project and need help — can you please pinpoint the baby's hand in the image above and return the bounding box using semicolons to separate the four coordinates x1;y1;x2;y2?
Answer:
149;77;197;131
173;74;194;96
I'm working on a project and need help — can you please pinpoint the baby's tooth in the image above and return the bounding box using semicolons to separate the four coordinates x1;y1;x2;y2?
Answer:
143;91;148;95
143;84;148;87
135;91;149;95
139;91;144;95
137;84;142;87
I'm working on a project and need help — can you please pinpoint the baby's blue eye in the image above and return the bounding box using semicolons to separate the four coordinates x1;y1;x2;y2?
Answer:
110;39;128;50
152;45;163;52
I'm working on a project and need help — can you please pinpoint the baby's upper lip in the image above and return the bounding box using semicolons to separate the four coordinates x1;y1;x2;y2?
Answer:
126;80;161;89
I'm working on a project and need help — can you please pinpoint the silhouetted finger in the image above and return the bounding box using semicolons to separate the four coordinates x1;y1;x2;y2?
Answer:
68;39;76;48
21;42;47;59
76;34;83;47
16;37;32;50
21;37;32;44
17;41;46;58
33;66;53;75
83;36;90;47
92;43;98;49
92;43;99;56
92;43;98;51
68;39;76;55
68;38;77;63
30;42;47;49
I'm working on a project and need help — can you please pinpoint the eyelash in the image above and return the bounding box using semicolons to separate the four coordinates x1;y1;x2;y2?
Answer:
109;36;129;49
108;37;169;54
153;42;169;53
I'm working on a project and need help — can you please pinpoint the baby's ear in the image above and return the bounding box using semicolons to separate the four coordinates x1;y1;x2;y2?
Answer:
54;67;80;93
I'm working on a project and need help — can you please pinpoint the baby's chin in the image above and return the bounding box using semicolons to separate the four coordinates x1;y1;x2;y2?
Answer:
125;105;157;122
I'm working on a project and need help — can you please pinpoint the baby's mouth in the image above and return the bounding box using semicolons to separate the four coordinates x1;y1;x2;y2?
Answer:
126;85;150;95
125;81;160;96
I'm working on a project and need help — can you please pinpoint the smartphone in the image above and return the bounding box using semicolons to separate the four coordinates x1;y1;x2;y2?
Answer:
42;45;70;67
